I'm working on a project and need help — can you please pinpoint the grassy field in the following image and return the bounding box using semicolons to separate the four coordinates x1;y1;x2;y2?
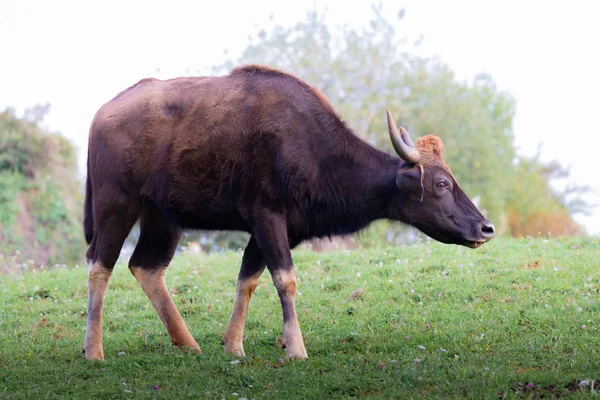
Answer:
1;237;599;399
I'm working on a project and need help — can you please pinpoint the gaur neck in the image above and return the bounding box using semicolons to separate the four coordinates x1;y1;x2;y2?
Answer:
298;133;403;240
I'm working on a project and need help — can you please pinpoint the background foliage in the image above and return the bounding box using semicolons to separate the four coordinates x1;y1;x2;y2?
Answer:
0;107;85;270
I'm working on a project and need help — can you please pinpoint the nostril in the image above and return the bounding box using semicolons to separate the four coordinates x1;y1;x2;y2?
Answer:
481;221;495;236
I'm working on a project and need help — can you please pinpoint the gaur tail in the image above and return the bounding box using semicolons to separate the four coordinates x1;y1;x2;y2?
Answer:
83;153;94;245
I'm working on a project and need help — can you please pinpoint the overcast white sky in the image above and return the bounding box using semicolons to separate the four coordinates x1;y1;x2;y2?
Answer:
1;0;599;234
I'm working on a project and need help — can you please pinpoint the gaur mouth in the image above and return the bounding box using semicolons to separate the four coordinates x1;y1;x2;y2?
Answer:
465;240;488;249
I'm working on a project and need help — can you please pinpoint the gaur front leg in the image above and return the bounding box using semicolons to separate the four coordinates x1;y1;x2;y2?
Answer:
252;210;307;359
270;266;306;359
223;238;266;357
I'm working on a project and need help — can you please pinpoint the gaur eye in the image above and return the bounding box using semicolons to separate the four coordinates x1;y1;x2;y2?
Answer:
436;181;449;190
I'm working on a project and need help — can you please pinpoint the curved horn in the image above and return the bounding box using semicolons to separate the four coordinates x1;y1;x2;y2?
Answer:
386;110;421;164
399;126;415;147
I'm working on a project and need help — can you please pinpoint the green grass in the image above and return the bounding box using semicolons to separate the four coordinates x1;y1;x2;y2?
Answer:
1;237;599;399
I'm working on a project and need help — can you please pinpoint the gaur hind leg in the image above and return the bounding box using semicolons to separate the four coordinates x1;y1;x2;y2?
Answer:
84;195;140;360
223;237;266;357
252;209;307;359
128;203;200;353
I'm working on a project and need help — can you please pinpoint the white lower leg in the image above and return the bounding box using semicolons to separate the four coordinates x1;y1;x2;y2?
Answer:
130;267;200;352
223;274;260;357
272;269;307;359
84;261;112;360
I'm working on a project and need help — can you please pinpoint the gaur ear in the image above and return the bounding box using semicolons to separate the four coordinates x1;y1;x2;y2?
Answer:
395;167;422;189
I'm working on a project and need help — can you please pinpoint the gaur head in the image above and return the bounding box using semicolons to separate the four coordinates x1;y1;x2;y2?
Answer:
386;110;495;248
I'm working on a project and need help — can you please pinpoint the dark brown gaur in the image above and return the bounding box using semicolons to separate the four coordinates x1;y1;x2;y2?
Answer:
83;64;494;360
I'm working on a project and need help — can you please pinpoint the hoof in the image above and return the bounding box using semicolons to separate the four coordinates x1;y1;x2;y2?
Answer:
225;347;246;357
84;349;105;360
284;343;308;360
286;350;308;360
223;341;246;357
179;344;202;354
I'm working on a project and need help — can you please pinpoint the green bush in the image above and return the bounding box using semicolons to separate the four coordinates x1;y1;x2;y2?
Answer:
0;108;85;269
0;171;26;227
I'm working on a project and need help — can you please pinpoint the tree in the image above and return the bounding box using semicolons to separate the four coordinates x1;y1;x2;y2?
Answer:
507;153;586;237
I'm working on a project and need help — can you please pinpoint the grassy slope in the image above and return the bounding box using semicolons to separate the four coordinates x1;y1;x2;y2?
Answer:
0;237;599;399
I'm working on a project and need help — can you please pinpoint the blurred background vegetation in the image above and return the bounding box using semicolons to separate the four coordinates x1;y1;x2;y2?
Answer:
0;6;591;271
0;106;86;270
